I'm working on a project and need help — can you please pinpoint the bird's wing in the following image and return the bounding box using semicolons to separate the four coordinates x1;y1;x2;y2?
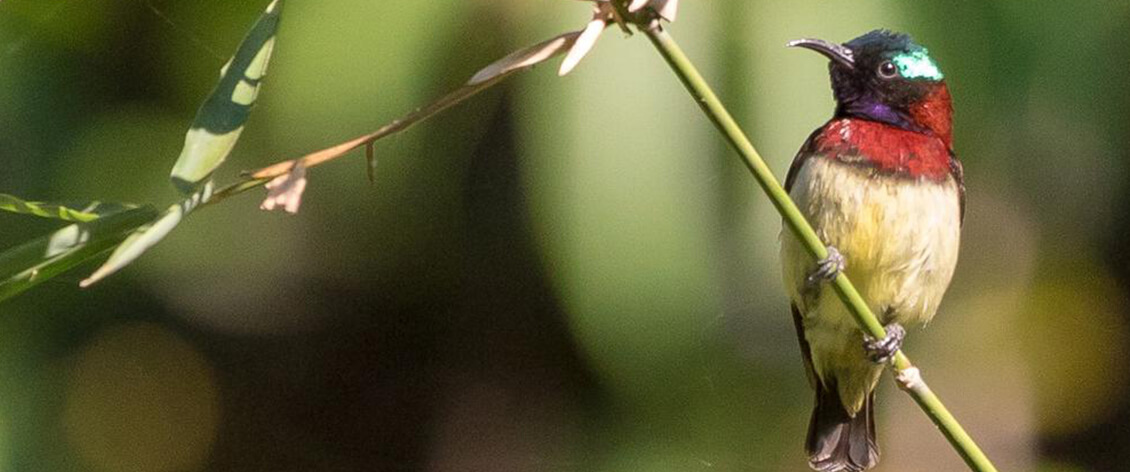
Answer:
792;304;818;389
785;127;826;192
786;128;824;390
949;152;965;226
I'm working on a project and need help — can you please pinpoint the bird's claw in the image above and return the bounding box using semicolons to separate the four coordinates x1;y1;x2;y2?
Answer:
806;246;846;287
863;322;905;364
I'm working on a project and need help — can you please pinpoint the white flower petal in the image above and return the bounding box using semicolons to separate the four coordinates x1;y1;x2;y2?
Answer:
624;0;679;22
656;0;678;22
260;162;307;214
559;17;607;76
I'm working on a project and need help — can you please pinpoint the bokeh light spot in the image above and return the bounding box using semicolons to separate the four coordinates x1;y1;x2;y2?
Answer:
63;322;220;472
1021;263;1130;436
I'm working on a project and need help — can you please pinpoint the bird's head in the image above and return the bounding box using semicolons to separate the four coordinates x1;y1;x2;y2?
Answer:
789;30;953;146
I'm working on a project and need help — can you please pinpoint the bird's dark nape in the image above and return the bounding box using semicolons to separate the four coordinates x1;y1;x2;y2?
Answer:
807;387;879;472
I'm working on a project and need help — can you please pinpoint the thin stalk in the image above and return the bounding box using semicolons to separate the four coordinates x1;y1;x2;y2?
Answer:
205;178;269;208
633;17;999;472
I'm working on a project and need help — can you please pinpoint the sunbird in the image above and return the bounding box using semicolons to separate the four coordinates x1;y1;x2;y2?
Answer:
780;30;963;472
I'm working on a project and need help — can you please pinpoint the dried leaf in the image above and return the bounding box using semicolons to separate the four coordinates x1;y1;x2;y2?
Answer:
250;30;584;181
365;142;378;183
469;31;582;86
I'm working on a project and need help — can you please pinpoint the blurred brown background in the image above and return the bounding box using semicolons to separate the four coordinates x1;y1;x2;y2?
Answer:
0;0;1128;471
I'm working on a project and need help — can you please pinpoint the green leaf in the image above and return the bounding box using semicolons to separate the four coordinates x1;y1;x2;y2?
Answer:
0;193;136;222
0;206;159;303
80;182;213;287
169;0;284;194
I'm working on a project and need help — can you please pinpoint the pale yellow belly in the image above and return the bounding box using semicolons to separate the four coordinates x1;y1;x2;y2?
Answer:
780;156;961;411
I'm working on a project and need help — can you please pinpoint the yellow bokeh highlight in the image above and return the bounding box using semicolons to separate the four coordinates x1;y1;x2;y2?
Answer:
63;322;220;472
1022;263;1130;436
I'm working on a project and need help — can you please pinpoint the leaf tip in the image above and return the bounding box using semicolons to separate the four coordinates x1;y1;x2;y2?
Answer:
80;267;112;288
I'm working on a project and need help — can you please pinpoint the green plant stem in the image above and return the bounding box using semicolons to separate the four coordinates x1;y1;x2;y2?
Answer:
633;17;999;472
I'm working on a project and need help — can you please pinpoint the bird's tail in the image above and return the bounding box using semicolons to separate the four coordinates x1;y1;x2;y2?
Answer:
806;386;879;472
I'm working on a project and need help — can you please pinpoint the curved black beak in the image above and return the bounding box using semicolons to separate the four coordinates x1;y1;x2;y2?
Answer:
787;38;855;69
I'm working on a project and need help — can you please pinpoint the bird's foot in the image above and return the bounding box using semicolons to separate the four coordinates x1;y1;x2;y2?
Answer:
863;323;905;364
806;246;846;287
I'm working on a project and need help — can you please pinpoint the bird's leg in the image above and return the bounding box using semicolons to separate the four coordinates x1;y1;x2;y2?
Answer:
863;322;905;364
806;246;846;288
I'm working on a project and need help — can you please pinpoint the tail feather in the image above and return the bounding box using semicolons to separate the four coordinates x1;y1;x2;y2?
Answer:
806;387;879;472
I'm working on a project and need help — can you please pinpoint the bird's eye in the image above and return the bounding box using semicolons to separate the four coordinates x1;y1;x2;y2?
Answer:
878;61;899;79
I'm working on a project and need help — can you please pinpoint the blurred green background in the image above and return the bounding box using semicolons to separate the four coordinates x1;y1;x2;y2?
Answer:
1;0;1128;470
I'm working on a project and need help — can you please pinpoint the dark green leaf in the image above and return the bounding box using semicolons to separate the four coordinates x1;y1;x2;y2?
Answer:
0;193;136;222
80;183;213;287
169;0;284;194
0;206;159;302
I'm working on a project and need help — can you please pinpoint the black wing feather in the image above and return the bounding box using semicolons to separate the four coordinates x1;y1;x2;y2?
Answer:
948;152;966;226
785;127;826;192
